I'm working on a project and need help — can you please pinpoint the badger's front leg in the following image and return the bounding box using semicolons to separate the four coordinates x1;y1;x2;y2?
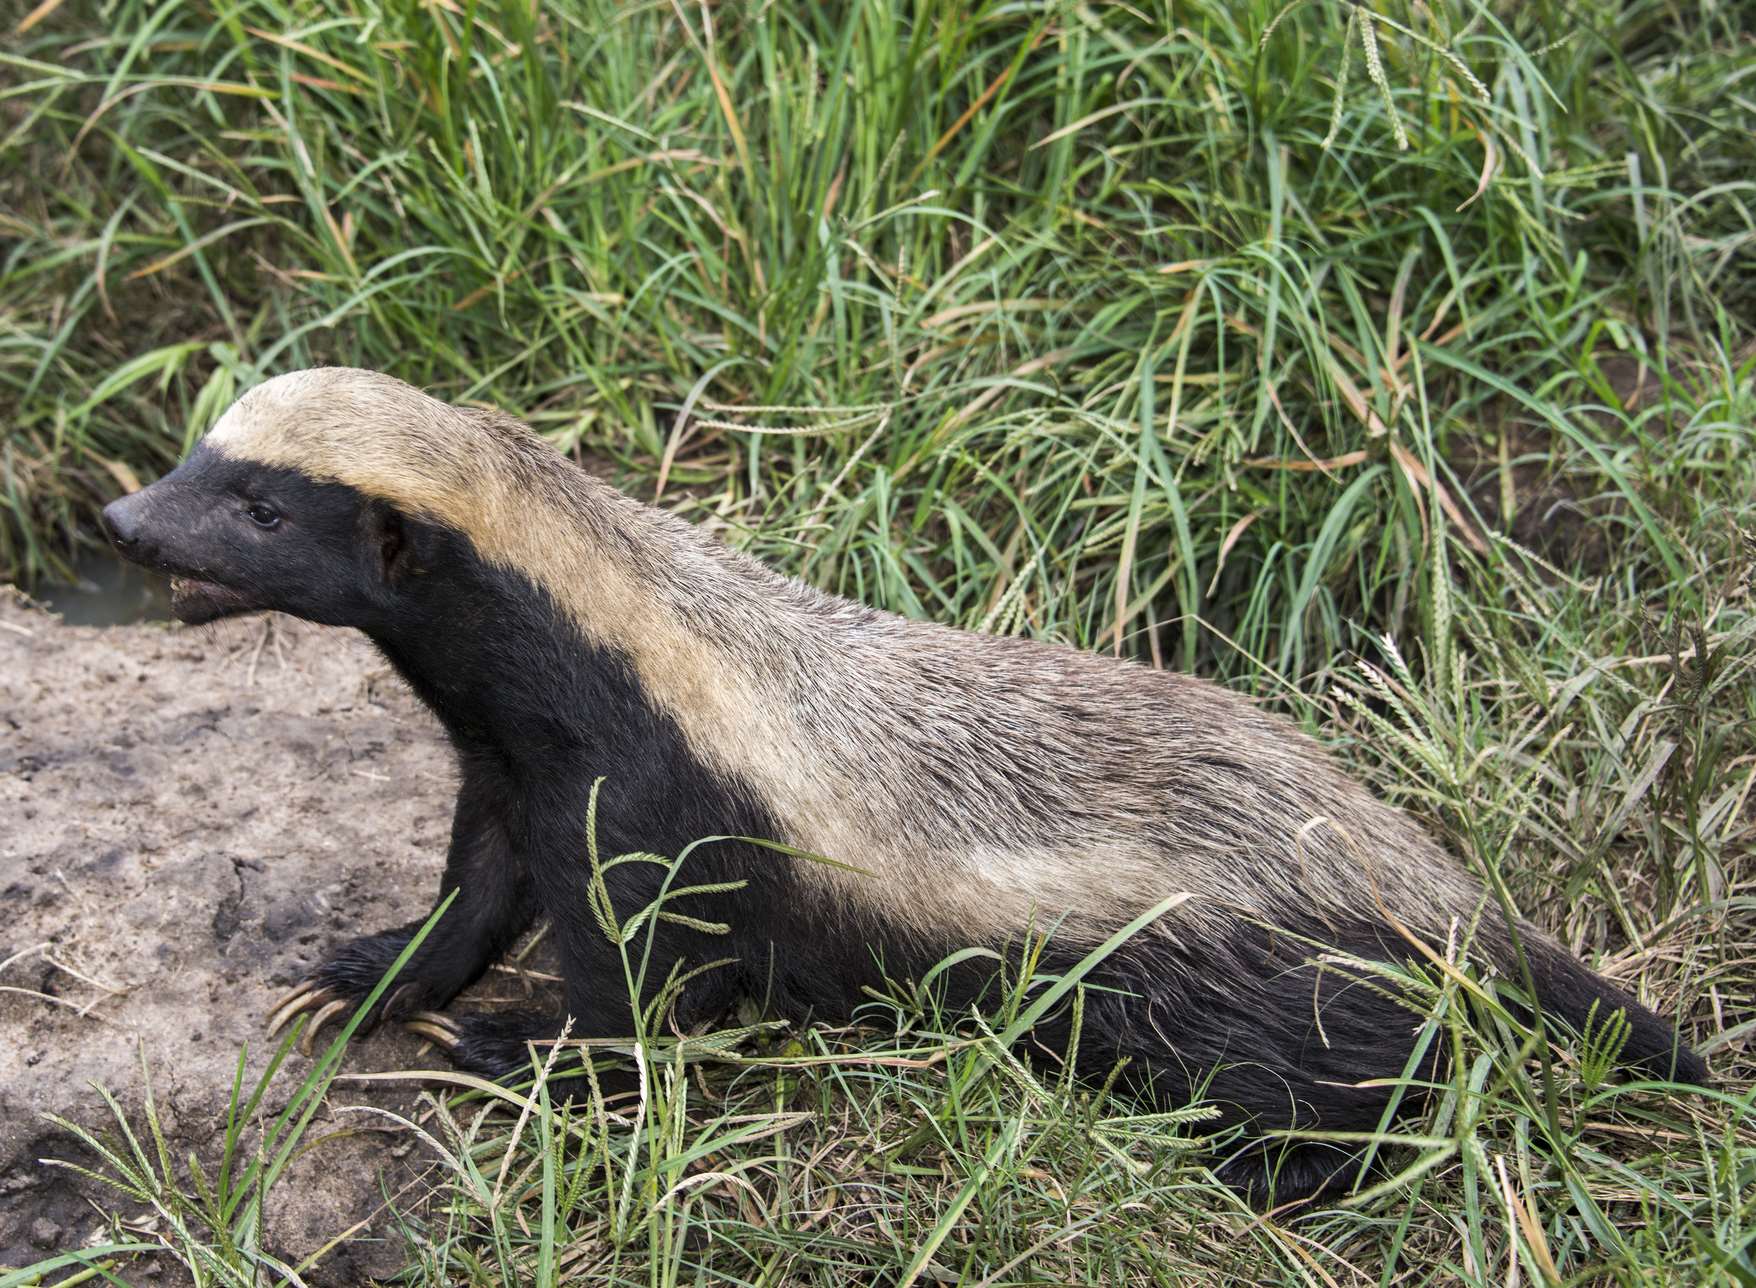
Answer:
399;820;742;1097
267;754;534;1049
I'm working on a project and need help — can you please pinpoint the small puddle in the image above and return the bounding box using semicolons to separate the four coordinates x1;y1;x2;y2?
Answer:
34;553;174;626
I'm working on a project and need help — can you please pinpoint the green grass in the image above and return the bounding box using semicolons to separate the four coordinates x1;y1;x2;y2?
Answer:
2;0;1753;1283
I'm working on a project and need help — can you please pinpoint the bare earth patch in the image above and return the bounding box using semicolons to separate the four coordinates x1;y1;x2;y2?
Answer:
0;590;471;1280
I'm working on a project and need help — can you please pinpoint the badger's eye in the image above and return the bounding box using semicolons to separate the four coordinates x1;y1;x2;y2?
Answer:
244;502;281;530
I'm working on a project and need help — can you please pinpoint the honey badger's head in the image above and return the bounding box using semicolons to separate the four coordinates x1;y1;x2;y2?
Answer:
101;442;400;627
101;368;498;628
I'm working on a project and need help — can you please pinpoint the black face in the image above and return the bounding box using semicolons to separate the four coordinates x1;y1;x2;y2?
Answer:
100;442;415;628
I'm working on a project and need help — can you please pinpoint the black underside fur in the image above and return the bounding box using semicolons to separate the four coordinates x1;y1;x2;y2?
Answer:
216;466;1703;1208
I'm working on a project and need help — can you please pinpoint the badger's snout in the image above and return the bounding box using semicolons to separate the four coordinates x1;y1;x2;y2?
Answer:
101;490;153;561
99;479;260;624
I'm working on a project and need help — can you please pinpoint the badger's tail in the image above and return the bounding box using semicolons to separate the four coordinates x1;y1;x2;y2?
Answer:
1522;932;1708;1085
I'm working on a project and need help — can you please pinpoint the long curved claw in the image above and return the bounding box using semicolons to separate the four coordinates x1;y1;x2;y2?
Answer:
298;997;354;1056
403;1011;460;1051
265;982;337;1037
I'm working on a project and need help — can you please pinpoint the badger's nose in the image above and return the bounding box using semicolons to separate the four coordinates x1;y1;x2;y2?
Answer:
101;494;144;553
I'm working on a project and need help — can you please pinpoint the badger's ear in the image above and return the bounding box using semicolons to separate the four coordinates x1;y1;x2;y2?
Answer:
363;502;419;586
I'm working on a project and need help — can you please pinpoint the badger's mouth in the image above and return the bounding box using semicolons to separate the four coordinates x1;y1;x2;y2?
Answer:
168;575;262;626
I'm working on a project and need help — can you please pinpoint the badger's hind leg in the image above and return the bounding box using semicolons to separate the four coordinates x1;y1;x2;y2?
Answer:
1212;1140;1379;1209
1053;915;1439;1209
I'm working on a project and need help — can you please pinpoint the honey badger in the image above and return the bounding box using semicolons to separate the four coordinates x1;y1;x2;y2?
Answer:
101;367;1705;1203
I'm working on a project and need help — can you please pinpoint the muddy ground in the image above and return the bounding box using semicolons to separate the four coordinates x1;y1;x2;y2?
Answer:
0;589;522;1281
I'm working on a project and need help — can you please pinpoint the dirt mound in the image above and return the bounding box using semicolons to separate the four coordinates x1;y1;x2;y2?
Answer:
0;591;468;1280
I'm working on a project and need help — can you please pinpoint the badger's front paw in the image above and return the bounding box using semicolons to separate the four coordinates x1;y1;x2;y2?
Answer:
402;1008;561;1081
266;922;445;1052
402;1009;633;1103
